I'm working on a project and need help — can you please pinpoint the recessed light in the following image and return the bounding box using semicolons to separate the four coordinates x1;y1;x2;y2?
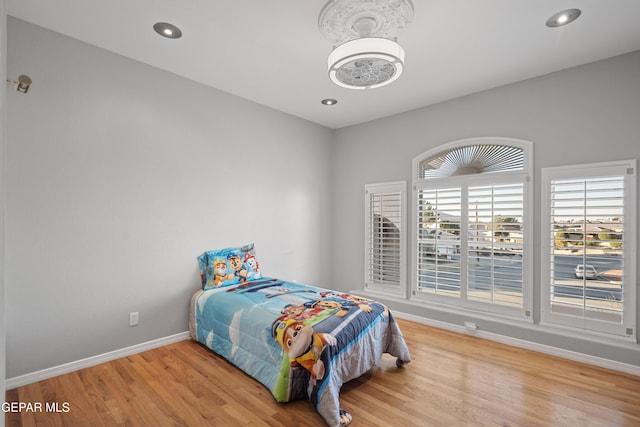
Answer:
153;22;182;39
321;98;338;106
546;9;581;28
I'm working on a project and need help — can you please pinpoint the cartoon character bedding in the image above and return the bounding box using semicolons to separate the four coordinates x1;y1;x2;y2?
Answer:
190;244;411;427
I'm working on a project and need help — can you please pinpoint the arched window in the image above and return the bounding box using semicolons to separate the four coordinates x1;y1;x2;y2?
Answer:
412;137;532;318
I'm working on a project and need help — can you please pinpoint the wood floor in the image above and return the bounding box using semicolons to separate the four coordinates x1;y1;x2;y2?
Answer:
5;319;640;426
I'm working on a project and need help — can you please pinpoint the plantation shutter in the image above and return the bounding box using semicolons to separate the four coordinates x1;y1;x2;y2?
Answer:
467;183;524;307
416;187;462;297
365;182;406;296
543;161;636;338
412;138;532;318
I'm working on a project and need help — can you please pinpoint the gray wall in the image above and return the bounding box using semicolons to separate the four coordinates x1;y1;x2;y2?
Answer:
5;15;640;381
331;50;640;366
5;18;333;378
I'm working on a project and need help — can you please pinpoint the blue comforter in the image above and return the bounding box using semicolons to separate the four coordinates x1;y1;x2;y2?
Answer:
189;278;411;426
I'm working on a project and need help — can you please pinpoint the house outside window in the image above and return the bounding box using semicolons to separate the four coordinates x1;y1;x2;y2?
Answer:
411;138;533;318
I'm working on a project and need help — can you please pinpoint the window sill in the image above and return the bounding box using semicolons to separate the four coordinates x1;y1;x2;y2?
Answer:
356;289;533;325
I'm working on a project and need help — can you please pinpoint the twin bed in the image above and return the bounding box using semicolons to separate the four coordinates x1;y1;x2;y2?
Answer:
189;244;411;426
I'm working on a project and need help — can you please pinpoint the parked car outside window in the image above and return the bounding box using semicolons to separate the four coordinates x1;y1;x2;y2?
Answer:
575;264;598;279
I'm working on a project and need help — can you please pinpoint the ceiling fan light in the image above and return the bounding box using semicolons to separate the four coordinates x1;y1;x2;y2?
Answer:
327;38;405;90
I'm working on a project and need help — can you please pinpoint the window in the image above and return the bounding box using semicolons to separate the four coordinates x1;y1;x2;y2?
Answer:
412;138;532;318
364;181;406;297
467;183;525;307
541;161;636;339
416;187;462;297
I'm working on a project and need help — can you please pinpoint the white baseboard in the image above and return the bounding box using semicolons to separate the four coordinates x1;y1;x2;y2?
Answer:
6;331;190;389
394;311;640;378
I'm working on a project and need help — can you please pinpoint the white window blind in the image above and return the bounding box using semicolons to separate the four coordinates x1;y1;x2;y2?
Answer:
416;187;462;297
542;161;636;338
412;138;532;318
365;182;406;296
467;184;524;308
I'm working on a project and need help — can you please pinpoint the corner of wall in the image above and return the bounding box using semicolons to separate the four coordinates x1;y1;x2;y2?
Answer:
1;1;9;425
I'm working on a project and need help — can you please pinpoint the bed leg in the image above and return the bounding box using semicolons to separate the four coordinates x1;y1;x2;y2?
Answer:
339;409;352;426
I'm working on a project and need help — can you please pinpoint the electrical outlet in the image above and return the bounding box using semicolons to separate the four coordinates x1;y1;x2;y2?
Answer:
129;312;139;326
464;321;478;330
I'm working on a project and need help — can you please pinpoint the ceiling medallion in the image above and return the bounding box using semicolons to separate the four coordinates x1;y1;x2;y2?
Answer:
319;0;414;90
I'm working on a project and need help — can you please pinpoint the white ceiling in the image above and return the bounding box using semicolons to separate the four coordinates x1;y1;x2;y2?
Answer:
7;0;640;129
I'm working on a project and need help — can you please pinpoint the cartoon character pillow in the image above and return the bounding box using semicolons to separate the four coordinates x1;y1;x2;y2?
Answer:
198;243;262;290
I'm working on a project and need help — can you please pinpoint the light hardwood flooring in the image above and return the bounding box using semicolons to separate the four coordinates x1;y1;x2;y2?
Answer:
5;319;640;426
